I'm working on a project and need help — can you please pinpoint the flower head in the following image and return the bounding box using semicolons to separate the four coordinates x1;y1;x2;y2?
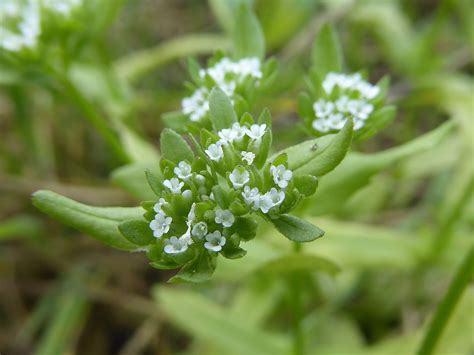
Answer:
174;161;192;180
0;1;40;52
150;213;172;239
164;236;189;254
215;208;235;227
204;231;226;252
241;151;255;165
245;124;267;141
242;186;260;208
191;222;208;239
229;167;250;189
182;88;210;122
163;177;184;194
205;142;224;161
270;165;293;189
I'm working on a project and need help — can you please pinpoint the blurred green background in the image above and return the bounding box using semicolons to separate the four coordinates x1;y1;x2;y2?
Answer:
0;0;472;354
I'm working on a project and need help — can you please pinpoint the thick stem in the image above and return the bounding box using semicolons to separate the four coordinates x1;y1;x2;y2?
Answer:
417;245;474;355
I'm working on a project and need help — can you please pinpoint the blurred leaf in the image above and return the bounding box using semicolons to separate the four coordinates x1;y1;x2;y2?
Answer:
307;121;454;215
256;253;340;275
111;161;159;200
35;266;92;355
312;24;343;77
32;190;142;251
272;214;325;242
271;119;353;177
209;87;238;131
154;287;289;355
209;0;251;34
0;216;42;241
160;128;194;164
232;3;266;59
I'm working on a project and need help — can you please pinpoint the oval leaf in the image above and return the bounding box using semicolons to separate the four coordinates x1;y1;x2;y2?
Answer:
312;23;343;78
32;190;142;251
269;118;353;177
160;128;194;163
272;214;325;242
256;253;340;276
118;219;155;246
209;87;238;131
232;3;265;59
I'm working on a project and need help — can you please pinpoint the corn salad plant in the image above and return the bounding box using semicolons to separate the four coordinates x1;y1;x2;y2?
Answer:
1;1;472;355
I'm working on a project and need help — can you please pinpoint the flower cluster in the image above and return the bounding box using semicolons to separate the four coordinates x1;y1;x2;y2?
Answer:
137;111;315;276
0;0;82;53
311;72;381;132
181;57;263;122
0;0;40;52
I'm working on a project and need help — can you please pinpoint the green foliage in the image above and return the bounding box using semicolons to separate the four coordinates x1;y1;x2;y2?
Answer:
272;214;324;242
154;287;289;355
209;87;238;130
232;3;265;59
160;129;195;164
32;190;143;251
272;118;353;177
312;24;343;77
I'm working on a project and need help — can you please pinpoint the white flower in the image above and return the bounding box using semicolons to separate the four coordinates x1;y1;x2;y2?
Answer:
232;123;246;141
241;151;255;165
191;221;208;239
245;124;267;141
229;167;250;188
215;208;235;227
164;236;188;254
205;142;224;161
0;1;41;52
313;99;335;119
42;0;81;15
258;194;274;214
270;165;293;189
204;231;226;252
258;188;285;213
153;198;167;213
266;188;285;208
174;161;192;180
182;87;210;122
242;186;261;208
163;178;184;194
150;213;172;239
218;128;238;144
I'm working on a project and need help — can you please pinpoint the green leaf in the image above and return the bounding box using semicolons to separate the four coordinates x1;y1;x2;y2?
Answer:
307;121;454;215
232;3;265;59
161;111;190;132
270;118;353;177
32;190;143;251
154;287;289;355
209;87;238;130
294;175;318;197
169;251;217;283
111;161;159;200
118;220;155;246
312;23;343;78
355;105;397;141
160;128;194;164
256;253;340;276
272;214;325;242
145;170;163;197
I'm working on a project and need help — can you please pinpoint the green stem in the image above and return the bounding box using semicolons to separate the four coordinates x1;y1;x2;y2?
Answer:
417;245;474;355
59;76;130;163
289;242;304;355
